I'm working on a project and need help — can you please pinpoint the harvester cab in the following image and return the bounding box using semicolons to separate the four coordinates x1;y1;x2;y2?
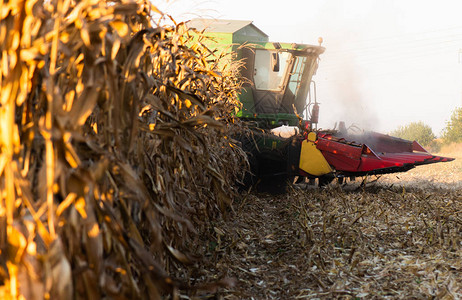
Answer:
187;19;454;188
235;41;324;130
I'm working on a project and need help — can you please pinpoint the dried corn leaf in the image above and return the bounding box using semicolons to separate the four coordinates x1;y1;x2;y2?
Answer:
0;0;245;298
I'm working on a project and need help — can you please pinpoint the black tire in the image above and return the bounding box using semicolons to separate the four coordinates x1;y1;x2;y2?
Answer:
235;133;260;190
235;131;293;194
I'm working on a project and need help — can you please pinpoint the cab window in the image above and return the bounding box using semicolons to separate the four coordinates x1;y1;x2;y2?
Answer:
254;49;291;91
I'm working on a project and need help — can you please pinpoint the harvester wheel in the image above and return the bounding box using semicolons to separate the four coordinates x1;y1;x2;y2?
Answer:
236;131;292;194
236;134;260;189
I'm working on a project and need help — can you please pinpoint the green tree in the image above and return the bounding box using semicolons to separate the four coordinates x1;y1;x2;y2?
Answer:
442;107;462;144
390;121;435;147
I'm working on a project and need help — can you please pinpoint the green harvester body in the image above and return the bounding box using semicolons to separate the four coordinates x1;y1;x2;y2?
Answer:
187;19;325;130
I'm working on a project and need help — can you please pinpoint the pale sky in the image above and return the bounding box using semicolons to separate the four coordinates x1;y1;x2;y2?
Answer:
157;0;462;136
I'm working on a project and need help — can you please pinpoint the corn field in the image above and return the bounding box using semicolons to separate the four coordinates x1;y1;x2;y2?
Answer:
0;0;246;298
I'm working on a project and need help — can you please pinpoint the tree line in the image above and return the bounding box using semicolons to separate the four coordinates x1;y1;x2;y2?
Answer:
390;107;462;151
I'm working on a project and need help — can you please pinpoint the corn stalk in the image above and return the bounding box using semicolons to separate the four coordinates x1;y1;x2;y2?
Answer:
0;0;245;298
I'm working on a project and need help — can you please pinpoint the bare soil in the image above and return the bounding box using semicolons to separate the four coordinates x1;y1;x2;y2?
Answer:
195;145;462;299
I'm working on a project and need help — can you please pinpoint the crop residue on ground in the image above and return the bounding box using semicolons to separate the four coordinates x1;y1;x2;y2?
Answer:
195;147;462;299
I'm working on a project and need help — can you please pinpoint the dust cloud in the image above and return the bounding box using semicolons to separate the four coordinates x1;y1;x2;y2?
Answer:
315;43;381;133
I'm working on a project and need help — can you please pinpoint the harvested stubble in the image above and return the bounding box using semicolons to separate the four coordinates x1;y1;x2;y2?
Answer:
0;0;246;298
204;165;462;299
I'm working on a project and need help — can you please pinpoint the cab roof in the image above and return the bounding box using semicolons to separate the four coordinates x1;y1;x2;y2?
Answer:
187;18;269;38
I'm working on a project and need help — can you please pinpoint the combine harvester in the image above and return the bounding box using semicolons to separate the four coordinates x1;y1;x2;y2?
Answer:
188;19;454;188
